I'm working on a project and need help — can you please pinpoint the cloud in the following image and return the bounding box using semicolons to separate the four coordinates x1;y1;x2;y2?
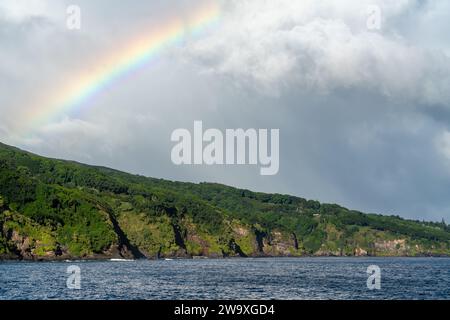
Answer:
0;0;67;25
435;130;450;162
0;0;49;22
187;0;450;104
16;118;107;161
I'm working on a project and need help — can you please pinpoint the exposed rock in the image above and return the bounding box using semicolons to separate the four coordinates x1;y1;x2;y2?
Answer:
233;226;249;237
354;247;368;256
374;239;407;255
261;231;301;256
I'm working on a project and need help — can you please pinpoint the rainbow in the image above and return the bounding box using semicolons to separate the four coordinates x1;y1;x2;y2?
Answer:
23;1;220;133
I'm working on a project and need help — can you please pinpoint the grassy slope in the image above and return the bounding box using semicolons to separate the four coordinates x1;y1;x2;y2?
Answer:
0;142;449;260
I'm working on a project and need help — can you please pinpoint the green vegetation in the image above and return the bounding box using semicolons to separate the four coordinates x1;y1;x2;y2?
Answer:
0;142;449;260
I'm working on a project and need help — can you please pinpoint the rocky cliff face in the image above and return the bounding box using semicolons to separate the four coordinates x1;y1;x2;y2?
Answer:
0;205;129;261
1;202;446;260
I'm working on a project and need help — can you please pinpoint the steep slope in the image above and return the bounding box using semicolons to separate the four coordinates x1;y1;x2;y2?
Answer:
0;142;449;260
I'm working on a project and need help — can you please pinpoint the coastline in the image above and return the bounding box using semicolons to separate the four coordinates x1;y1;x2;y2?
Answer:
2;253;449;262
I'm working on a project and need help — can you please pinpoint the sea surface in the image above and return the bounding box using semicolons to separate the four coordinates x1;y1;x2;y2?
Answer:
0;257;449;300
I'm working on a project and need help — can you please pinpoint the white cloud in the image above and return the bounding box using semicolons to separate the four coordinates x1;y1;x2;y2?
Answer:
0;0;55;22
19;118;109;161
186;0;450;104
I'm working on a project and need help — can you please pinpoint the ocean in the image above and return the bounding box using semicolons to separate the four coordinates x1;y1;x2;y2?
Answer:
0;257;448;300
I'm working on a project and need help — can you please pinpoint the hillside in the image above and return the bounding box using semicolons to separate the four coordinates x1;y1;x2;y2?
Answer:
0;142;449;260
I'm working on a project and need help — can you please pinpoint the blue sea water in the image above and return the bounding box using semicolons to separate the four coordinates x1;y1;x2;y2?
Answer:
0;257;448;300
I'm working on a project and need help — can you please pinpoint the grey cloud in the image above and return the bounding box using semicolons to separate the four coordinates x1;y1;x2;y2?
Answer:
186;0;450;105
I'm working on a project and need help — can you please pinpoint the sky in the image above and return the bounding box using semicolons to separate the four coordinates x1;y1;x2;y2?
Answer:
1;0;450;222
